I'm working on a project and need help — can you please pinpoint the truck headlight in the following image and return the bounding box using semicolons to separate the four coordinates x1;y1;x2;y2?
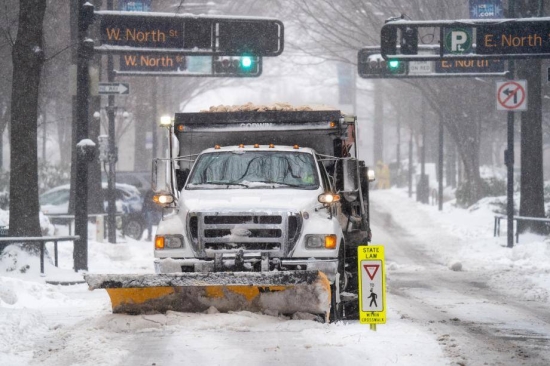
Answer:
155;235;184;250
153;193;174;206
305;234;338;249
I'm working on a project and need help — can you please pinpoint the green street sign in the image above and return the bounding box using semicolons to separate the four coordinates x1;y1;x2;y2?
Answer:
444;28;472;54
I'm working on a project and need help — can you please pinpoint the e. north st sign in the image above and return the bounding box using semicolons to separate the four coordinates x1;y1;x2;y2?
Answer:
380;18;550;61
477;22;550;55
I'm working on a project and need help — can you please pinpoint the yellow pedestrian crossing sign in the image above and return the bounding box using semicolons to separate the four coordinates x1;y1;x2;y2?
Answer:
358;245;386;324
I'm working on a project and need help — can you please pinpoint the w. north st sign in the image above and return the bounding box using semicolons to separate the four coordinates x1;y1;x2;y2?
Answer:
95;12;284;56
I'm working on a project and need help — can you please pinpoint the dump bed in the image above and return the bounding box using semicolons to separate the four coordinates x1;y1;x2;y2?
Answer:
175;110;346;158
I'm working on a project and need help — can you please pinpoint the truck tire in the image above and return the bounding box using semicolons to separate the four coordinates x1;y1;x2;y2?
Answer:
343;237;369;320
330;243;346;323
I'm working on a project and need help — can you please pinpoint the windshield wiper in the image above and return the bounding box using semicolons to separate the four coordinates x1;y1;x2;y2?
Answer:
202;181;249;188
248;181;309;189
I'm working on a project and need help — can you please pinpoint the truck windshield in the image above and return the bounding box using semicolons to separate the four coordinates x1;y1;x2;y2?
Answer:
186;151;320;190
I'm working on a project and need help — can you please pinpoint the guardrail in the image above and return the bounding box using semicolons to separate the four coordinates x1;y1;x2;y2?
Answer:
494;215;550;243
0;236;80;275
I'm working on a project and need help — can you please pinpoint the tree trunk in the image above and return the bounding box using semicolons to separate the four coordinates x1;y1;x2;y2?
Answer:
373;82;383;164
8;0;47;238
447;115;483;207
517;58;546;234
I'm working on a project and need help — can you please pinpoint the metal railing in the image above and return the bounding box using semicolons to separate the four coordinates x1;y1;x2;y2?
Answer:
0;236;80;275
494;215;550;243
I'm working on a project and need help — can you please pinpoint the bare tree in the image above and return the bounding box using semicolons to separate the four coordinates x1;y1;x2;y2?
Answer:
280;0;507;206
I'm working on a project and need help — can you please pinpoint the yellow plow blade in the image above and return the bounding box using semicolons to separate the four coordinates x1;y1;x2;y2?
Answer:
84;271;331;321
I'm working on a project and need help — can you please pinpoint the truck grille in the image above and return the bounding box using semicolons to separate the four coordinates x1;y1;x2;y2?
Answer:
188;212;301;257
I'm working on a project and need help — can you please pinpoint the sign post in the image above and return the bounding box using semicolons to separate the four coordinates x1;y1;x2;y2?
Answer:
98;82;130;95
358;245;386;330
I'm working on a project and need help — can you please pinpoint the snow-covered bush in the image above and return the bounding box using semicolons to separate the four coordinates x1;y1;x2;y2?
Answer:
456;177;507;208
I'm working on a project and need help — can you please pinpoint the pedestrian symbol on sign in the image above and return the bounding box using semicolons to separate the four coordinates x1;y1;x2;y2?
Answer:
368;288;378;307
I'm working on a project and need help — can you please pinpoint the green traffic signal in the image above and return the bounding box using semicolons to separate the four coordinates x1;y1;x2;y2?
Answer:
388;60;400;69
212;56;261;77
240;56;253;69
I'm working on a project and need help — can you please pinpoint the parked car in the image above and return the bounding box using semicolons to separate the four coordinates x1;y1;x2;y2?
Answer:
101;171;151;196
39;183;145;240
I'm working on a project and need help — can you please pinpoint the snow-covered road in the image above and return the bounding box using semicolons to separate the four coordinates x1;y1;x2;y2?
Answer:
2;189;550;366
371;197;550;365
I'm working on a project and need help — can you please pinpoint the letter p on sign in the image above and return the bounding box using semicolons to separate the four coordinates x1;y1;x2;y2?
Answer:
451;31;468;52
444;28;472;54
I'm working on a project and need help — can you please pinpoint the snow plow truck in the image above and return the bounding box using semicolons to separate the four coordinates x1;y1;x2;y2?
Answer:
85;104;374;322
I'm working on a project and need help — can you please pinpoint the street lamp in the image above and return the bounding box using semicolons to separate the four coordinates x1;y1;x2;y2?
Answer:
160;115;172;127
158;115;176;200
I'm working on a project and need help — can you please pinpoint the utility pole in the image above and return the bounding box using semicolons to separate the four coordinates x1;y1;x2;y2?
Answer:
373;82;384;164
152;77;158;159
505;0;515;248
417;95;428;204
106;0;117;244
396;113;401;187
408;130;413;198
438;117;444;211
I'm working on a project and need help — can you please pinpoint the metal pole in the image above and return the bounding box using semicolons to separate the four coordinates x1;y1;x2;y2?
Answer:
152;77;158;159
438;117;444;211
397;113;401;187
106;0;117;244
408;130;413;198
507;1;515;248
74;0;90;271
419;103;427;204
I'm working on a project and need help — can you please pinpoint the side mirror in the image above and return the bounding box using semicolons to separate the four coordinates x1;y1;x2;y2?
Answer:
152;159;173;194
341;158;359;202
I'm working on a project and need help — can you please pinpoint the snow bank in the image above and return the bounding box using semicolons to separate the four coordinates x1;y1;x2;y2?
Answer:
372;188;550;304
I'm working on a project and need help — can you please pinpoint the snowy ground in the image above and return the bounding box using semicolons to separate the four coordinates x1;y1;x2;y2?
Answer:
1;188;549;365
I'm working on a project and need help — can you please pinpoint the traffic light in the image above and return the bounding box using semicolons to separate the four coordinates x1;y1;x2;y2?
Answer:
357;49;407;79
387;59;401;71
380;25;397;56
79;2;95;32
213;56;261;77
400;26;418;55
240;56;253;70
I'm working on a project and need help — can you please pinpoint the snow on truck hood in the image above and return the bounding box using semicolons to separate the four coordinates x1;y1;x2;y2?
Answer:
181;188;320;212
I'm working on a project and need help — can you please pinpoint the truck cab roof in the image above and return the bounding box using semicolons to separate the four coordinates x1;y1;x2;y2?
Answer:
200;145;317;155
